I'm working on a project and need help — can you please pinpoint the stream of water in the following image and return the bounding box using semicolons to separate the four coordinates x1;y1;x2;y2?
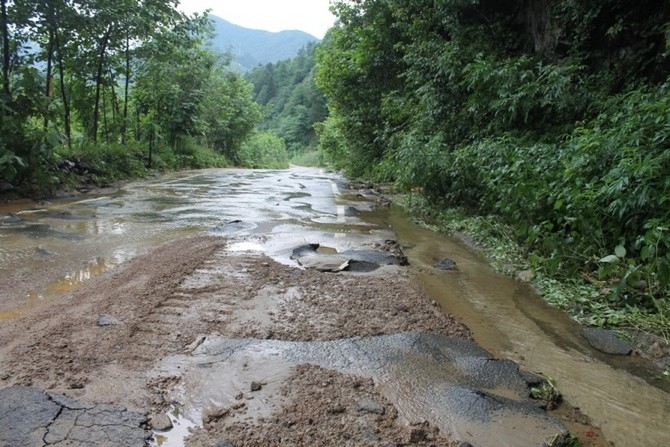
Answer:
1;167;668;446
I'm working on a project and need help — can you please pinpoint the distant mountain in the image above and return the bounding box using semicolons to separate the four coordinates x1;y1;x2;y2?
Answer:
208;16;319;72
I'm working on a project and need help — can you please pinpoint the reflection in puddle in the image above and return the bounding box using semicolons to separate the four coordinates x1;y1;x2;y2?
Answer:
0;253;130;321
227;242;264;252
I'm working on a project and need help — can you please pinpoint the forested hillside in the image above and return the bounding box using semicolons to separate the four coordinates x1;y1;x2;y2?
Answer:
0;1;260;191
316;0;670;333
246;42;327;156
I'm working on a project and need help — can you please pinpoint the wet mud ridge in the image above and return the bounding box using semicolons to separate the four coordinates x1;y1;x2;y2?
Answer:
0;230;572;446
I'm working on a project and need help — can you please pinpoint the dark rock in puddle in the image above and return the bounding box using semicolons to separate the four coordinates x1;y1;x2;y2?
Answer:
340;249;408;266
17;223;85;241
211;220;256;234
35;246;56;256
581;327;633;355
0;213;21;224
162;332;568;447
290;243;320;260
344;206;360;216
345;260;380;272
44;211;90;220
434;257;457;271
97;314;123;327
0;386;148;447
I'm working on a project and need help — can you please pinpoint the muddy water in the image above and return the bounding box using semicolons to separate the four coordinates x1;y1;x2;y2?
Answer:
386;207;670;447
1;168;669;446
0;167;346;316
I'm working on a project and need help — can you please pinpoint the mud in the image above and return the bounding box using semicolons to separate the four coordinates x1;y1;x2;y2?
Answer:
0;234;477;446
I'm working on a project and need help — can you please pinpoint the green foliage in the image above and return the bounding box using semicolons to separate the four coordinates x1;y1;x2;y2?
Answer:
0;2;259;192
247;43;327;156
318;0;670;335
238;131;289;169
290;150;325;167
530;376;562;411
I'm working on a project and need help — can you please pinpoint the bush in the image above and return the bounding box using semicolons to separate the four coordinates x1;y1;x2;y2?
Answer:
238;131;289;169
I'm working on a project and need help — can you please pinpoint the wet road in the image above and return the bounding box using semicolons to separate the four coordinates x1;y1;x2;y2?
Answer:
1;167;669;447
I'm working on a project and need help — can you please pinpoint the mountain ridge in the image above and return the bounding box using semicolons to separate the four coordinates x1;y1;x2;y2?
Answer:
208;15;319;72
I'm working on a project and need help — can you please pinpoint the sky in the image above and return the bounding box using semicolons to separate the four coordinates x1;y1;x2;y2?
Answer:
178;0;337;39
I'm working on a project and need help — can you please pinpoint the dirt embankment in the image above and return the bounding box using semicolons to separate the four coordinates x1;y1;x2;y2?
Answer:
0;234;474;446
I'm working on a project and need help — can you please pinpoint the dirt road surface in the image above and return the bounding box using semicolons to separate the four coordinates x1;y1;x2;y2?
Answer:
0;234;476;446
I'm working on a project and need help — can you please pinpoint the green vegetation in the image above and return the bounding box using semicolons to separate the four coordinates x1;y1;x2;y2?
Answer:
238;131;289;169
0;0;261;194
530;375;562;411
315;0;670;336
246;43;328;161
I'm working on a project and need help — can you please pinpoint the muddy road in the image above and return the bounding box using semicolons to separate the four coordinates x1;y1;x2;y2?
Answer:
0;168;667;446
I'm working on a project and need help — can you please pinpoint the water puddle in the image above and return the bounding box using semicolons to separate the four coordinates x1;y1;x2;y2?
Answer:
150;406;198;447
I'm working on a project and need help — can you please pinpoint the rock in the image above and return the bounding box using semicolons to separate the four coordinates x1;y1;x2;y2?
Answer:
290;243;320;260
434;258;457;270
344;206;360;216
203;407;229;424
250;381;262;392
0;181;14;192
0;213;21;224
357;400;385;415
211;220;255;234
150;413;173;431
97;314;123;326
360;427;381;442
35;246;56;256
0;372;9;380
516;270;534;283
581;327;632;355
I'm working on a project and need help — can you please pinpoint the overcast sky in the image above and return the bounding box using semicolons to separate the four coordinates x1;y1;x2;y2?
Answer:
178;0;337;39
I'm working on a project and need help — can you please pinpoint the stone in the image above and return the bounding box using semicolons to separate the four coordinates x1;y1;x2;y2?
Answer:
0;181;14;192
150;413;173;431
357;400;385;415
434;258;457;270
250;381;262;392
581;327;632;355
516;270;534;283
344;206;360;217
97;314;123;326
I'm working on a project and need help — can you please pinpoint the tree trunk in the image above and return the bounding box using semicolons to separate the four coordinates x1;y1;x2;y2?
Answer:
525;0;557;59
1;0;12;106
43;29;55;132
55;30;71;150
122;34;130;145
92;26;112;142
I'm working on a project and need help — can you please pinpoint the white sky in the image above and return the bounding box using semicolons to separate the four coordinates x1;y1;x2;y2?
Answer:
178;0;337;39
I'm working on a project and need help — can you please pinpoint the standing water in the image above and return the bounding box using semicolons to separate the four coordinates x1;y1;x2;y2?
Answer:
0;167;668;446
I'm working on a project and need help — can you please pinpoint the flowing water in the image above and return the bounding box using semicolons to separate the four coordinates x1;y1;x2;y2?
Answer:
1;167;668;446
